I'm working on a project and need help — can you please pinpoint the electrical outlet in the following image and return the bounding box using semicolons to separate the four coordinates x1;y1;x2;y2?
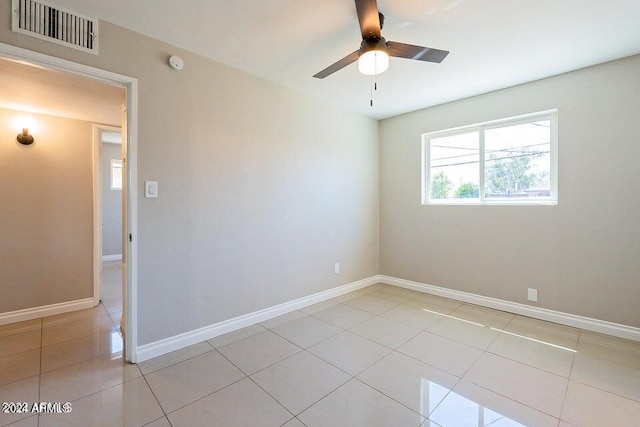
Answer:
334;263;340;274
527;288;538;302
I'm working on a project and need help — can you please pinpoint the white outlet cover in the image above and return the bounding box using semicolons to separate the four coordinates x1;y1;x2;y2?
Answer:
168;55;184;70
334;263;340;274
527;288;538;302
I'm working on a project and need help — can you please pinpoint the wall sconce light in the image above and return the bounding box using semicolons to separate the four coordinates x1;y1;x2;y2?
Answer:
13;116;37;145
17;128;34;145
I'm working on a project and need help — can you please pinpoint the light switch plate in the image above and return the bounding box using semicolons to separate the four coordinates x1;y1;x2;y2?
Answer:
145;181;158;198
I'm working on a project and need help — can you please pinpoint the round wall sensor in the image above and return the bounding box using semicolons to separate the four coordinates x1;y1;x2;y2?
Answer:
168;55;184;71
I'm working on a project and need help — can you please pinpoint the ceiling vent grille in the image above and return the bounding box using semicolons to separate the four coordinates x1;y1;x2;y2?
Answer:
11;0;98;54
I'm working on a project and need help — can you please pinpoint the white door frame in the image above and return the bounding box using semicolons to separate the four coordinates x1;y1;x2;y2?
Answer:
93;124;122;307
0;42;140;363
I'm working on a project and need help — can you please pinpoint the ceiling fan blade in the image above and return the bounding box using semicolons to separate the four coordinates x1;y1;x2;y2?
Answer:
313;50;360;79
386;41;449;63
355;0;381;38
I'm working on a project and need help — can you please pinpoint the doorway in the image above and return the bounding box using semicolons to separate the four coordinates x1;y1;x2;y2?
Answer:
96;126;124;332
0;42;139;362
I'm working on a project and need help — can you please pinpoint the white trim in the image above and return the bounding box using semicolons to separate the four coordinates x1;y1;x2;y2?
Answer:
136;276;380;362
0;42;139;363
379;275;640;342
0;298;95;325
102;254;122;262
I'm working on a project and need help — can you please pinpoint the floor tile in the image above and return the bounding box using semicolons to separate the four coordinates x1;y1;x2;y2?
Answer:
403;294;462;314
138;341;213;375
576;331;640;368
251;351;350;415
454;305;514;327
43;305;109;328
427;317;500;350
310;304;374;329
342;294;399;315
505;316;580;350
168;378;291;427
260;311;307;329
357;351;458;417
299;379;424;427
398;332;482;377
103;299;122;316
561;381;640;427
365;288;412;304
0;376;39;426
143;417;172;427
571;353;640;401
3;416;38;427
39;377;163;427
145;350;245;413
381;304;444;329
0;330;41;358
272;316;342;348
299;300;338;315
41;329;124;373
40;354;141;403
42;315;115;347
218;331;302;375
0;349;40;386
332;290;367;303
206;324;267;348
463;353;568;418
429;380;558;427
309;331;391;376
282;418;307;427
0;319;40;339
349;316;422;349
487;331;576;377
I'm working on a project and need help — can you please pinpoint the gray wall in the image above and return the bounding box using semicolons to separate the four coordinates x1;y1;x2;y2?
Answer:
0;108;94;312
380;55;640;328
0;4;379;344
101;141;122;257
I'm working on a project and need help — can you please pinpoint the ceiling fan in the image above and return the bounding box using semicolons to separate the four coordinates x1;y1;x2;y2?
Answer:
313;0;449;79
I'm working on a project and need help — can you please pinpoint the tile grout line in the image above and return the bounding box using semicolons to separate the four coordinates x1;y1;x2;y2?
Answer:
140;372;172;426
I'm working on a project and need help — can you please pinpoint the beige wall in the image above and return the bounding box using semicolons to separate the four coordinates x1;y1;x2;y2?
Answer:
101;142;122;257
380;55;640;328
0;1;379;344
0;107;94;312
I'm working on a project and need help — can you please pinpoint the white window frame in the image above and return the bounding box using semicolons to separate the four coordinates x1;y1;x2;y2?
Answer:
422;109;558;206
110;159;123;190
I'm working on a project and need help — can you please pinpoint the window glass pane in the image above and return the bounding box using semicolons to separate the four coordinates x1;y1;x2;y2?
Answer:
111;160;122;190
484;120;551;199
430;131;480;200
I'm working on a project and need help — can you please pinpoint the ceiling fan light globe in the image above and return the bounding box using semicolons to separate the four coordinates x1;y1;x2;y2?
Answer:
358;50;389;76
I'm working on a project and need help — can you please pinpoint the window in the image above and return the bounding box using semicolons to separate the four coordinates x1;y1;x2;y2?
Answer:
423;110;557;205
110;159;122;190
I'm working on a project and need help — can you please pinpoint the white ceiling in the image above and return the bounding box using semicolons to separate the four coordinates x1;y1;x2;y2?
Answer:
55;0;640;119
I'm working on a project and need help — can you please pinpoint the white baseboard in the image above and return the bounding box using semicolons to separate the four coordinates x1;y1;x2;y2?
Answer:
380;275;640;342
135;275;380;362
102;254;122;262
0;298;96;325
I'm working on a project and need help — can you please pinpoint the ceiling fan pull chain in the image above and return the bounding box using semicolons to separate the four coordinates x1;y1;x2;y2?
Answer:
370;75;374;107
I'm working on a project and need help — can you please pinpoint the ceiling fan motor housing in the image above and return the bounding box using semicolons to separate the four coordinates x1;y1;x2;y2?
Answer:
360;37;388;56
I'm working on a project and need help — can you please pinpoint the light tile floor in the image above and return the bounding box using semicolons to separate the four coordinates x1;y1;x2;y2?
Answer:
1;282;639;426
